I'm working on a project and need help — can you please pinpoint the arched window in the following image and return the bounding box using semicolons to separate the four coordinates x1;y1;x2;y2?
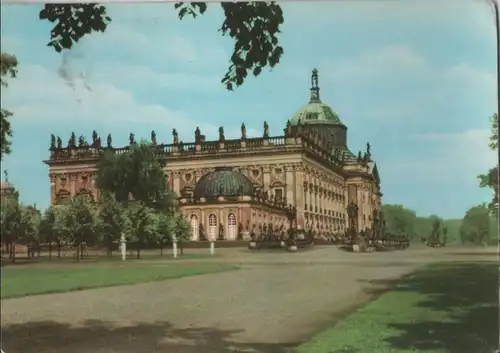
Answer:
190;215;199;241
208;214;217;241
228;213;237;240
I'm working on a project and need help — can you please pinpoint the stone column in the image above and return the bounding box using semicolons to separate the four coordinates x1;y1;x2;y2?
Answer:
70;173;78;197
285;165;294;205
262;166;271;191
50;174;57;205
294;165;305;228
173;171;181;196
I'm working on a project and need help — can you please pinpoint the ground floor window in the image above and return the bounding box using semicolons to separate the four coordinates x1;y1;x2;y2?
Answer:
228;213;237;240
190;215;199;240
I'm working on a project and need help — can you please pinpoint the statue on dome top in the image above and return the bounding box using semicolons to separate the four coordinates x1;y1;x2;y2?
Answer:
311;68;319;88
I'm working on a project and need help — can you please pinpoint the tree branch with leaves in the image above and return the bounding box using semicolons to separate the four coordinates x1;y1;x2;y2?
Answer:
39;2;284;91
478;113;499;213
0;52;18;159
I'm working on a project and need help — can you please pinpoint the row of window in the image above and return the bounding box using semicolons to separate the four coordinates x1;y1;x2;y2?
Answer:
190;213;237;240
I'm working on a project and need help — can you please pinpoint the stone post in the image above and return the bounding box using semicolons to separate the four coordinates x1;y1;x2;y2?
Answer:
120;233;127;261
172;234;178;259
210;241;215;256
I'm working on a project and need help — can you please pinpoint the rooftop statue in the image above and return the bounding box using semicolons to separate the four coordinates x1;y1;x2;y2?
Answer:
57;136;62;149
107;133;112;148
69;132;77;148
219;126;225;142
172;129;179;144
263;121;269;138
92;130;98;145
311;68;319;88
241;123;246;140
195;126;201;143
129;133;135;145
50;134;56;150
151;130;157;145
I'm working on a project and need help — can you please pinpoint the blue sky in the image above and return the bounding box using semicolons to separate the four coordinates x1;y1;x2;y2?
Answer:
0;1;497;219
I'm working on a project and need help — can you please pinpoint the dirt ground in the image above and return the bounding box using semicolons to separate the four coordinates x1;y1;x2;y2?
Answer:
1;245;496;353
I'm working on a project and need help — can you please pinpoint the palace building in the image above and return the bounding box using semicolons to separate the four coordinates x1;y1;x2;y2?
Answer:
44;69;382;241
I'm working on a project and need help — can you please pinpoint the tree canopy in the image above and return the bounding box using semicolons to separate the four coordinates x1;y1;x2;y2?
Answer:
459;204;492;246
39;2;284;91
96;142;172;209
478;114;499;213
0;52;18;158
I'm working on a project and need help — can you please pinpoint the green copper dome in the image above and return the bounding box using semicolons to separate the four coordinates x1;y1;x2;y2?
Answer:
289;69;343;126
194;167;254;199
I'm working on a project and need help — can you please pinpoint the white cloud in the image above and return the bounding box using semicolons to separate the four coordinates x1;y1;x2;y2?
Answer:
396;129;497;182
2;63;258;144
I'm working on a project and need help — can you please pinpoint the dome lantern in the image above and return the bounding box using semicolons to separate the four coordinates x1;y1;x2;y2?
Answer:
289;69;344;126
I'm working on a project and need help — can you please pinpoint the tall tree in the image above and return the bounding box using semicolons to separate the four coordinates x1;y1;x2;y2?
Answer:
382;204;417;238
460;205;491;246
0;52;18;158
59;194;100;262
174;213;192;255
98;192;130;257
127;202;157;259
39;206;66;259
96;142;172;208
154;212;175;256
478;114;499;213
39;3;284;91
0;196;22;263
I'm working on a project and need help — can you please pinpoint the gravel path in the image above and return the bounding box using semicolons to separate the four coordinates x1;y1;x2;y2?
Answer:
1;245;494;353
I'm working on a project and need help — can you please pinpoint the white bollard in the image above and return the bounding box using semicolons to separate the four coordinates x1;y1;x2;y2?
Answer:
210;241;215;256
120;234;127;261
172;241;178;259
172;235;178;259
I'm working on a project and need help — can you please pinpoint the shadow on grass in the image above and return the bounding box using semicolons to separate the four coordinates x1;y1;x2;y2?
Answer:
361;262;498;353
2;320;298;353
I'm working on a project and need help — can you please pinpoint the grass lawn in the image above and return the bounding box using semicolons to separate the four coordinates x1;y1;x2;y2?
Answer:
296;262;498;353
1;263;238;299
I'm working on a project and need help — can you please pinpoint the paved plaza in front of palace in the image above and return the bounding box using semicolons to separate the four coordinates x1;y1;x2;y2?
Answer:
2;245;495;353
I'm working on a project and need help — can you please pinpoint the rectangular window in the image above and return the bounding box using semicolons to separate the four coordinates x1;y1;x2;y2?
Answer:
274;188;283;200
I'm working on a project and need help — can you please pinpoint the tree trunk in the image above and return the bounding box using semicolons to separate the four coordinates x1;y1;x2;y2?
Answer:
11;241;16;264
80;242;84;258
37;243;41;258
180;241;184;255
75;243;80;262
160;245;163;257
136;243;141;259
48;241;52;260
57;242;61;258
